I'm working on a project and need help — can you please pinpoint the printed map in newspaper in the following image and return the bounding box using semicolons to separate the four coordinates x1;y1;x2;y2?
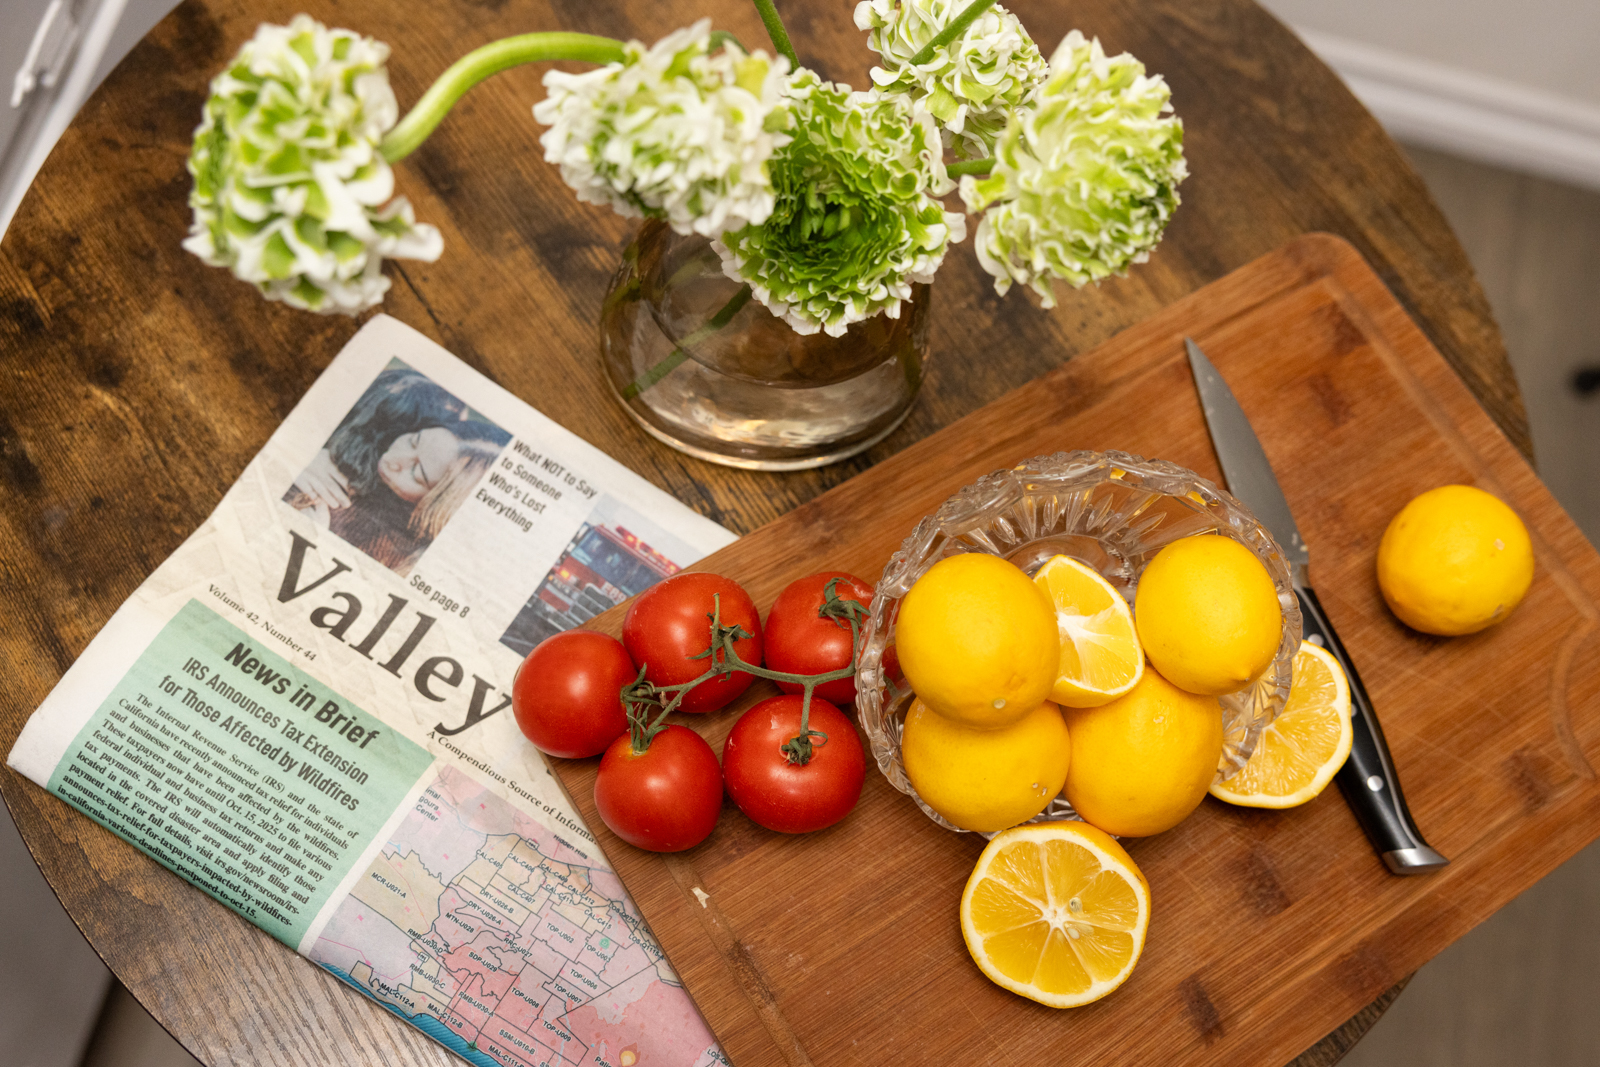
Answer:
7;315;738;1067
311;766;723;1067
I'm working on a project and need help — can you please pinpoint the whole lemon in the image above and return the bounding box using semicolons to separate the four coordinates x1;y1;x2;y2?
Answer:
1063;668;1224;837
1377;485;1534;636
1134;535;1283;696
901;698;1071;833
895;553;1060;729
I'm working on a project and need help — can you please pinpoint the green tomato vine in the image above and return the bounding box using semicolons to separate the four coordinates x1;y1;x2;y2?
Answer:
622;579;870;765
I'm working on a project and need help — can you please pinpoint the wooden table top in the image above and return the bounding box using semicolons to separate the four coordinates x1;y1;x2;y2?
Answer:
0;0;1520;1065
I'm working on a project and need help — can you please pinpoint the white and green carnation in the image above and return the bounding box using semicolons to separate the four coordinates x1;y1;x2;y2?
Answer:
854;0;1047;159
715;72;964;337
183;15;442;314
960;30;1186;306
534;19;790;238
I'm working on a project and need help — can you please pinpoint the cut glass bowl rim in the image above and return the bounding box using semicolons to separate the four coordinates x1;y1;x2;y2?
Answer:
853;449;1303;837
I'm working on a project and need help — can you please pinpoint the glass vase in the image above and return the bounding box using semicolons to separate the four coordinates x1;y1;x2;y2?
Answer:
599;220;931;471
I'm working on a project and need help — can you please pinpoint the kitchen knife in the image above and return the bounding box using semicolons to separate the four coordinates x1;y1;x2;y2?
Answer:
1185;337;1448;875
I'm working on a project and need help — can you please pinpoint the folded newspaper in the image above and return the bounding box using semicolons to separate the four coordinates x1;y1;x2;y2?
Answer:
8;315;738;1067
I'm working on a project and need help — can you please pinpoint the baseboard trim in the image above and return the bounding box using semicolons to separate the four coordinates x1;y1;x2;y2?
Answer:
0;0;128;238
1296;27;1600;191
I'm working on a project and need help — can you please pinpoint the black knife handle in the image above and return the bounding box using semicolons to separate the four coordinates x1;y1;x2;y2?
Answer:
1295;586;1448;875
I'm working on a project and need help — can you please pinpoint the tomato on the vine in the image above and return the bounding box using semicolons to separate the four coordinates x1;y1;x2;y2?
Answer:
623;573;763;713
512;631;635;759
764;571;874;707
594;725;723;851
723;696;866;834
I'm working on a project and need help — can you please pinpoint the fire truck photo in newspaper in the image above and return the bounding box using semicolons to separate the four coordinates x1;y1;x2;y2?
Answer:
499;520;681;656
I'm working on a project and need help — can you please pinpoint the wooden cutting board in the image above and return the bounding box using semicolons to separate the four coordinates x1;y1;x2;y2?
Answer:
548;234;1600;1067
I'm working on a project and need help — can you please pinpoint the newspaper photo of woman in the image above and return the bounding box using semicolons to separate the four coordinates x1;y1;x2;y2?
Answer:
285;364;511;576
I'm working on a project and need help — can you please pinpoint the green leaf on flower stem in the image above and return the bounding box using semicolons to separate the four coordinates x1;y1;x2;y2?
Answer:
303;181;329;222
264;144;306;177
370;215;412;238
294;215;327;253
221;207;267;238
289;33;317;68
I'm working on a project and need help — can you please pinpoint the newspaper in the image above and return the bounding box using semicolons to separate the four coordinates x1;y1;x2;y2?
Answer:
8;315;738;1067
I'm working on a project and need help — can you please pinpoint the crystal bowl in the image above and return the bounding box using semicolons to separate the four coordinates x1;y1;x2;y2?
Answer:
854;450;1303;836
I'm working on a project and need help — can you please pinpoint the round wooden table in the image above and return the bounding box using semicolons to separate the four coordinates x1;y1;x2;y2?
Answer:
0;0;1518;1063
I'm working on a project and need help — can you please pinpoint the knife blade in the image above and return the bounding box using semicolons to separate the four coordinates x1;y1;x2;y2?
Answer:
1185;338;1448;875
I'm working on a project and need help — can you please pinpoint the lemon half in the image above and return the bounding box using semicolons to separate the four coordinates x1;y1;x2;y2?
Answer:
961;822;1151;1008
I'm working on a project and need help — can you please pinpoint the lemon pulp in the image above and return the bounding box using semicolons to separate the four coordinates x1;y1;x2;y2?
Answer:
1211;641;1353;808
961;822;1150;1008
1032;555;1143;708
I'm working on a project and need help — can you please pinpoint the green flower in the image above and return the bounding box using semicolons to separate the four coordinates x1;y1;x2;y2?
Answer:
960;30;1186;307
534;19;791;238
183;15;441;314
716;72;964;337
854;0;1047;159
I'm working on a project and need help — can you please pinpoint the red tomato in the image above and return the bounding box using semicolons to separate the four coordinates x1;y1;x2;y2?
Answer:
622;573;763;713
594;726;723;851
763;571;874;707
511;631;635;759
722;696;866;834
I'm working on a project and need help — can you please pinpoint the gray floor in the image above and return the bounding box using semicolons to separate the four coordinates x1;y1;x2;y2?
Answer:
1400;146;1600;545
0;805;112;1067
1337;146;1600;1067
0;144;1596;1065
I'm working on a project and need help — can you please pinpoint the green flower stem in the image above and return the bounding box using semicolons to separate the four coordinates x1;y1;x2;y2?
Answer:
620;284;753;400
750;0;801;71
709;30;748;53
380;32;626;162
946;157;995;176
907;0;998;66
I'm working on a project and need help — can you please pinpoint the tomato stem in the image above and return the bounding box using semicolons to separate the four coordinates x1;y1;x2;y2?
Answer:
620;581;872;760
778;681;829;765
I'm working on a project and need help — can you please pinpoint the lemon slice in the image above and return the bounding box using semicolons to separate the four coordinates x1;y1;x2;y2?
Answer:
1210;641;1353;808
960;822;1151;1008
1032;555;1143;707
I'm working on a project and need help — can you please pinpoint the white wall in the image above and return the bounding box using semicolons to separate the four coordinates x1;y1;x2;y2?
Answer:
1260;0;1600;189
0;0;174;236
89;0;177;87
1265;0;1600;106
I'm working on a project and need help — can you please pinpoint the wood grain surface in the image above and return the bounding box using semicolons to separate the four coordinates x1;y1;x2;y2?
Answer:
550;234;1600;1067
0;0;1530;1063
